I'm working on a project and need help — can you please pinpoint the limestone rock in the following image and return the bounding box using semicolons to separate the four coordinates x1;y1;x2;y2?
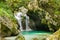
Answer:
46;29;60;40
0;14;19;37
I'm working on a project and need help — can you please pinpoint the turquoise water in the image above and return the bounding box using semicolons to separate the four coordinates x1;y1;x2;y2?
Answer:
22;30;52;35
5;31;52;40
21;31;52;40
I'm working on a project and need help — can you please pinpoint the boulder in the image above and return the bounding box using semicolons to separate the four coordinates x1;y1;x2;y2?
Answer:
46;29;60;40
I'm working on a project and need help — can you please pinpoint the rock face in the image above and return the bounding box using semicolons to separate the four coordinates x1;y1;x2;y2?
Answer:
0;8;20;37
46;29;60;40
0;15;19;37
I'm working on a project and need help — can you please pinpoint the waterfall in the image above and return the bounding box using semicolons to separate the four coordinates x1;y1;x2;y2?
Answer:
14;12;23;31
14;12;32;31
25;15;32;31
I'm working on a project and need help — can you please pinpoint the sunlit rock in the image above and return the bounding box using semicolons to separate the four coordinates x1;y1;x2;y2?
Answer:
46;29;60;40
28;0;39;10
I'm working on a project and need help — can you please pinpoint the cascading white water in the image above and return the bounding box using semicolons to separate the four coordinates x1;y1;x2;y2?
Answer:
14;11;31;31
14;12;23;31
25;15;31;31
14;6;32;31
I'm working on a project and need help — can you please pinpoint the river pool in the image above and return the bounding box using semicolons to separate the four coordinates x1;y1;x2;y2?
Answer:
21;31;52;40
5;31;52;40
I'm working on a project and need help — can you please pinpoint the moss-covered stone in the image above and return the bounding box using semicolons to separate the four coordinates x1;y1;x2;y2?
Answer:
0;10;19;37
46;29;60;40
15;35;25;40
0;16;19;37
32;38;39;40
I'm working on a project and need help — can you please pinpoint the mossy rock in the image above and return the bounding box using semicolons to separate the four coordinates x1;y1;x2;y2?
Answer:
0;14;19;37
32;38;39;40
46;29;60;40
15;35;25;40
0;37;5;40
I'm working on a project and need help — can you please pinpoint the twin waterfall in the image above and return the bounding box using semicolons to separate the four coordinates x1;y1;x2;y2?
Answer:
14;12;31;31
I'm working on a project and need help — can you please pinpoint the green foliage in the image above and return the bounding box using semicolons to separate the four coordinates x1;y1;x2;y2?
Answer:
0;1;17;23
5;0;30;11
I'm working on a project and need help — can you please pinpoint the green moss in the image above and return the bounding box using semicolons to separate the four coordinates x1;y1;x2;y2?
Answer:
15;35;25;40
